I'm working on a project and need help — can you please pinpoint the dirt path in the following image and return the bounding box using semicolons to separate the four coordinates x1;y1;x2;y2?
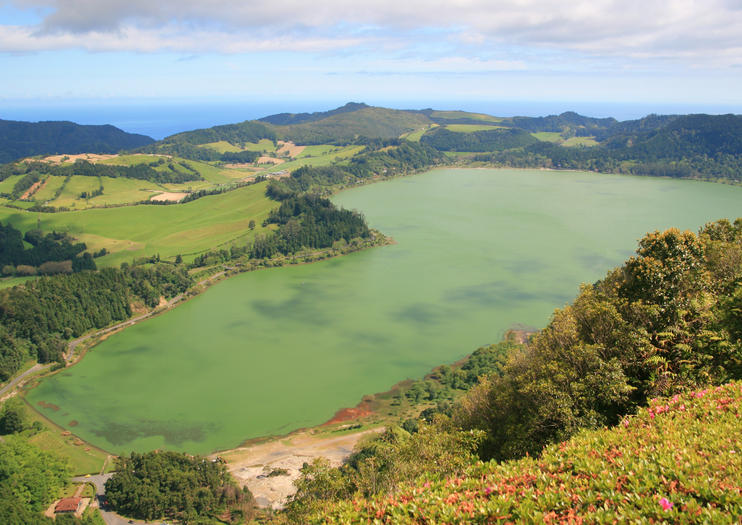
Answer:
0;363;52;400
221;427;383;510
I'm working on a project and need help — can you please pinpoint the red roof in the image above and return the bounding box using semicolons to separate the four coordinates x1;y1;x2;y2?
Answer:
55;497;82;513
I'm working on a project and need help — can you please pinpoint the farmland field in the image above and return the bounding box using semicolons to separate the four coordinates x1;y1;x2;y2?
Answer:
0;181;277;266
445;124;504;132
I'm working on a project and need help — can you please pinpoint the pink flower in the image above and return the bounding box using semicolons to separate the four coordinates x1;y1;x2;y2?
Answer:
659;497;673;511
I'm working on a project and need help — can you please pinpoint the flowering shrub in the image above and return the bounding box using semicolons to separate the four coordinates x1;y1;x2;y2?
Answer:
316;382;742;523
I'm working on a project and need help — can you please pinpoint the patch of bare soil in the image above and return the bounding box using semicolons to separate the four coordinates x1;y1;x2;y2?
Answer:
276;140;305;157
20;178;46;200
150;192;188;203
36;153;117;164
221;427;383;510
257;156;285;165
37;401;60;411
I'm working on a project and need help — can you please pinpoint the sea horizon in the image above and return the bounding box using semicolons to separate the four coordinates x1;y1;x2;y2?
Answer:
2;98;741;140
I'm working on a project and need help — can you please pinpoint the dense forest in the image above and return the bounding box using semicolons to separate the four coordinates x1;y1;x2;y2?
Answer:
421;127;538;152
473;114;742;182
280;218;742;522
0;264;191;381
0;436;71;525
105;451;254;523
0;119;153;164
0;222;95;274
251;194;370;258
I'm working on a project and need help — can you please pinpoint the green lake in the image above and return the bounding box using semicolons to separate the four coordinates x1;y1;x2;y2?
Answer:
27;168;742;454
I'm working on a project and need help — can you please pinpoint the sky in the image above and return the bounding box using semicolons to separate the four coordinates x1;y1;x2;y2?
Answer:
1;0;742;124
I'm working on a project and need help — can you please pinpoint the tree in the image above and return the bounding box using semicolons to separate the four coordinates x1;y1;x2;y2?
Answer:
0;398;27;434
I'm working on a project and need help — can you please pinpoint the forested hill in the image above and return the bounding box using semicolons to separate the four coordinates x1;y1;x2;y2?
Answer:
259;102;370;125
0;119;154;163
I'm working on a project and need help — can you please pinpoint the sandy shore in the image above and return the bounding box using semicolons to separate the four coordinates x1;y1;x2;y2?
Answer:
219;427;383;510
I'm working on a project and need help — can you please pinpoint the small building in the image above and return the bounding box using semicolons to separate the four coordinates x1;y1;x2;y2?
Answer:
54;497;82;514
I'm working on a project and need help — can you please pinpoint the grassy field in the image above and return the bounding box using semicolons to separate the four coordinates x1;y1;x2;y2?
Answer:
297;144;339;158
263;145;365;173
531;131;563;143
242;139;277;153
21;399;110;475
32;175;67;202
0;181;277;267
400;124;438;142
198;141;243;153
0;174;23;194
445;124;504;133
0;275;37;289
428;110;503;123
99;154;163;166
563;136;599;147
86;177;165;206
50;176;101;209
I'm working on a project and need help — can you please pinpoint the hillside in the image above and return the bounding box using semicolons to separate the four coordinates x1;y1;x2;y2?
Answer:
259;102;371;125
0;119;154;163
316;381;742;523
270;106;433;144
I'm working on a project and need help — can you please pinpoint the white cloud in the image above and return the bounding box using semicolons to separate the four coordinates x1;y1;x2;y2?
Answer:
3;0;742;66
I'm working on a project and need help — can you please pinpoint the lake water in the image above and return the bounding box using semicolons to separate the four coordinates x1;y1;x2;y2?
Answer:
27;168;742;454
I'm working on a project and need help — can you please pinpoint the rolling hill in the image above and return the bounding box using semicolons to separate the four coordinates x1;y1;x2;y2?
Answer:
0;119;154;163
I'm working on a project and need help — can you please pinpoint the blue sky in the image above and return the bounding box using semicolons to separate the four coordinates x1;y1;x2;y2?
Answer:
1;0;742;115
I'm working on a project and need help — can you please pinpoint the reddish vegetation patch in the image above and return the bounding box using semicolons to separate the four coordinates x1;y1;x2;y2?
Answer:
324;404;374;425
68;420;79;427
37;401;60;411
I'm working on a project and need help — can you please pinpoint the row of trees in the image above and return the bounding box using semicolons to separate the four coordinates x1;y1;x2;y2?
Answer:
0;158;200;186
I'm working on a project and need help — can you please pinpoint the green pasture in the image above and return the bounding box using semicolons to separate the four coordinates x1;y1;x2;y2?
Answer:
242;139;277;153
429;110;503;123
264;145;365;173
0;181;277;267
0;276;36;290
400;125;438;142
297;144;339;157
198;141;243;154
21;400;110;475
32;175;66;202
86;177;164;206
563;136;599;147
49;176;100;209
532;131;563;143
0;174;23;194
99;154;162;166
444;124;504;133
